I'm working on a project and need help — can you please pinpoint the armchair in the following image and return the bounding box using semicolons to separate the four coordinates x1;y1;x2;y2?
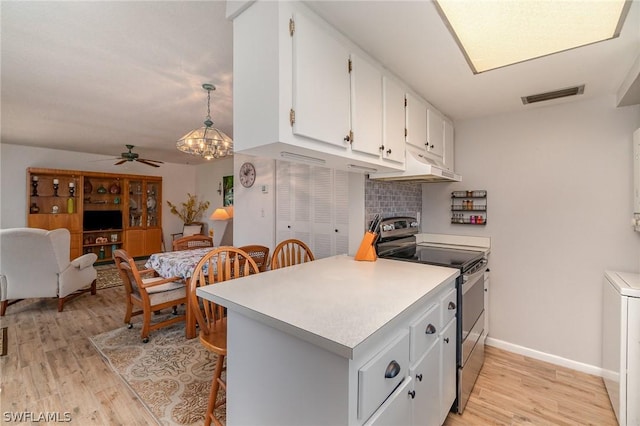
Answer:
170;221;207;241
0;227;97;316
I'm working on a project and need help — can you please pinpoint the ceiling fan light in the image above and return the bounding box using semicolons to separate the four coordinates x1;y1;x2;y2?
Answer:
176;83;233;160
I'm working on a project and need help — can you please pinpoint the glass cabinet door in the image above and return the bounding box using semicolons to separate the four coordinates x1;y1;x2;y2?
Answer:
128;180;144;228
145;181;160;227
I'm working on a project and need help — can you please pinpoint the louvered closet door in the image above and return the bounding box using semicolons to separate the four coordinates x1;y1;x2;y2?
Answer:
276;162;311;246
311;167;332;259
333;170;349;255
276;161;350;259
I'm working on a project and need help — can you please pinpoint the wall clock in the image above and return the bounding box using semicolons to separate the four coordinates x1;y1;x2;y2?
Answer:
239;162;256;188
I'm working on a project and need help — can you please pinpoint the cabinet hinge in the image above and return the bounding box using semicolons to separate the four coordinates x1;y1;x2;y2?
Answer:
348;59;352;73
404;96;407;108
289;18;295;36
405;128;408;137
290;108;296;126
348;130;354;144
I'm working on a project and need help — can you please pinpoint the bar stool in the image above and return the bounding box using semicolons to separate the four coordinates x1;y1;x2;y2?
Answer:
189;246;260;426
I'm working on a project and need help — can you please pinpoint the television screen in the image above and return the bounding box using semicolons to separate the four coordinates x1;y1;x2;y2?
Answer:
83;210;123;231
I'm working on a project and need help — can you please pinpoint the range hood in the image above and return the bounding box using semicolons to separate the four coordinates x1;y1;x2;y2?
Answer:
369;148;461;183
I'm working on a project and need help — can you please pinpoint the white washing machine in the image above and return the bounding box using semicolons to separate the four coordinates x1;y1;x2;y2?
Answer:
603;271;640;426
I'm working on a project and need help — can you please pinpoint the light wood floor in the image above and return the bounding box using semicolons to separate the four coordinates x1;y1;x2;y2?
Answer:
443;346;617;426
1;287;617;425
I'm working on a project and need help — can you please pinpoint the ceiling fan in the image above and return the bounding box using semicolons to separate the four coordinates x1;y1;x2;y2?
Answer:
115;145;164;167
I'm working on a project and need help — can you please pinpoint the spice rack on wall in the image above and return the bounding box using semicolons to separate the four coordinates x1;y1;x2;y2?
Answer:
451;190;487;225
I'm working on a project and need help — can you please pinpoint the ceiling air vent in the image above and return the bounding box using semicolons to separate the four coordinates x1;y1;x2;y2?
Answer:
521;85;585;105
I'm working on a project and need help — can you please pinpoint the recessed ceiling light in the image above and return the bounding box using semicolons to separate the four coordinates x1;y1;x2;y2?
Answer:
434;0;632;74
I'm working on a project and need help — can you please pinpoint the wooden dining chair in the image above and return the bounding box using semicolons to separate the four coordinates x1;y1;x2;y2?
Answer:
238;244;270;272
270;238;315;270
113;249;187;343
189;246;261;426
172;234;214;251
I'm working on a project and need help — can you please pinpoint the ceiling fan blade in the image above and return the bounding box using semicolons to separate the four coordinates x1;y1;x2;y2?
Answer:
138;158;164;164
114;159;127;165
137;159;160;168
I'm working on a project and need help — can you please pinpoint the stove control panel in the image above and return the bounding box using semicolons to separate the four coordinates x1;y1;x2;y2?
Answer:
378;217;420;240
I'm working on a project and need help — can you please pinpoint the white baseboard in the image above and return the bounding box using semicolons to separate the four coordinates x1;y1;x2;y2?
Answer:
485;337;604;377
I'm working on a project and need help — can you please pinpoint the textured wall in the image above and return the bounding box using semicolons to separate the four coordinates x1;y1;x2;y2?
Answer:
364;178;422;226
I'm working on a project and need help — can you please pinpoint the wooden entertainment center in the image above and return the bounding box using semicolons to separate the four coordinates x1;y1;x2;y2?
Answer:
27;168;162;261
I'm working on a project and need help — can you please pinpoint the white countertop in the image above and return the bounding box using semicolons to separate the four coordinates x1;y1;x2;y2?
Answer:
605;270;640;297
197;254;459;359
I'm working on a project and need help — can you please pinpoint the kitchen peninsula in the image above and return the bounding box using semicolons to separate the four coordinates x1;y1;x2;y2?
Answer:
197;254;460;425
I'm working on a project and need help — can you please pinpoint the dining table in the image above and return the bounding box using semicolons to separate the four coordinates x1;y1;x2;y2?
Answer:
145;247;216;339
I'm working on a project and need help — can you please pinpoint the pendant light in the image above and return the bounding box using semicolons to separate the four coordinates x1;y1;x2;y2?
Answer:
176;83;233;160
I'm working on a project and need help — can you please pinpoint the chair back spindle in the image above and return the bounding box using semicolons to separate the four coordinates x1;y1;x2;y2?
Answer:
270;239;315;270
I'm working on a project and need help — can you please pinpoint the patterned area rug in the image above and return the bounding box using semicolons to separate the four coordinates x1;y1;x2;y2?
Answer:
95;259;147;290
90;320;226;425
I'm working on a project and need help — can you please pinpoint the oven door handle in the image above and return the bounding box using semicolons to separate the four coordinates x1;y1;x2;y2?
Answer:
462;260;487;295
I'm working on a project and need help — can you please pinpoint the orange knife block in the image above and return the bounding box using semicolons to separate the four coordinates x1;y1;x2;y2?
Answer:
354;231;378;261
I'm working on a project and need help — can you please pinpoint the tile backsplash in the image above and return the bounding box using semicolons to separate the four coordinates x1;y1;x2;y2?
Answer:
364;178;422;228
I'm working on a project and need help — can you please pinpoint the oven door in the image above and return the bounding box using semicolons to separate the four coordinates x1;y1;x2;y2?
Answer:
460;261;487;365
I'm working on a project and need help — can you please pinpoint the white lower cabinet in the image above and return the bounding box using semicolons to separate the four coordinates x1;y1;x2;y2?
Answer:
364;283;457;426
358;331;410;422
410;342;440;426
439;319;457;425
364;377;414;426
220;274;458;426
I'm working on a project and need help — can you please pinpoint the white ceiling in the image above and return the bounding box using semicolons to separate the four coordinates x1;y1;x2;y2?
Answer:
2;1;639;166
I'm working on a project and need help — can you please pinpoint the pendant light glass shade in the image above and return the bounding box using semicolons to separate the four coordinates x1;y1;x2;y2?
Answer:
176;83;233;160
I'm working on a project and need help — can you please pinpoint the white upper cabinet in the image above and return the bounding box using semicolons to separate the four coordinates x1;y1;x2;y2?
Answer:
405;92;427;152
350;53;383;158
383;76;406;164
231;1;459;176
292;12;351;149
426;107;445;161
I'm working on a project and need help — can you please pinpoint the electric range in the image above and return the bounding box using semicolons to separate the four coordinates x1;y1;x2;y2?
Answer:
375;216;488;414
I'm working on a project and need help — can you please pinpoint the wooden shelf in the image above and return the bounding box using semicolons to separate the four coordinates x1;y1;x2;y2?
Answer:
27;168;162;260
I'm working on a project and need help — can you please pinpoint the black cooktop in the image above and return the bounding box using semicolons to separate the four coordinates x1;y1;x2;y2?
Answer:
382;245;484;271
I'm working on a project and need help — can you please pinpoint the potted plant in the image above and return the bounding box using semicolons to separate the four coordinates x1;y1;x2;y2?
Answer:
166;193;210;225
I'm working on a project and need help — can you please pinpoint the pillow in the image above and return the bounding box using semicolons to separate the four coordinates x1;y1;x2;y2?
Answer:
183;224;202;237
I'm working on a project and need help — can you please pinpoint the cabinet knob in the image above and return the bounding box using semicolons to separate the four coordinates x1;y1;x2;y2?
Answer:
344;134;350;142
384;360;401;379
425;324;436;335
386;149;392;155
408;390;416;399
379;145;385;151
448;301;456;310
444;337;450;343
334;229;338;233
416;374;423;382
287;225;291;229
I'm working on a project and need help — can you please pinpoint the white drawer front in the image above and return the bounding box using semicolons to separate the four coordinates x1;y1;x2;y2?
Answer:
441;287;457;327
363;376;413;426
358;330;410;422
409;302;440;362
